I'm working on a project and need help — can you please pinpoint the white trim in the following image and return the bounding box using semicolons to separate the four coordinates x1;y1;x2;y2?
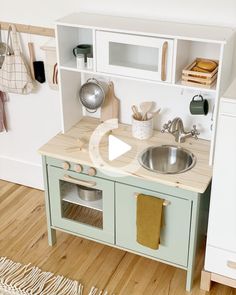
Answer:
55;12;235;44
0;156;44;189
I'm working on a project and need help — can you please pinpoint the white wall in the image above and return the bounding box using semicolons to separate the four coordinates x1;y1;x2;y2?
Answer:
0;0;235;189
1;0;236;27
0;33;61;189
84;74;216;140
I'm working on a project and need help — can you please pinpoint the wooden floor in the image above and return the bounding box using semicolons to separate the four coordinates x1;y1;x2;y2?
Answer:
0;180;235;295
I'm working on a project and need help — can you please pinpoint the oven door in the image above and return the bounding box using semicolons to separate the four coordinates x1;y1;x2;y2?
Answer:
47;165;115;244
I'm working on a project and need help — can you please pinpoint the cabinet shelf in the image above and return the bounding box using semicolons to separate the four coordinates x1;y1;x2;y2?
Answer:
60;63;217;94
175;80;217;93
60;59;95;73
62;184;103;212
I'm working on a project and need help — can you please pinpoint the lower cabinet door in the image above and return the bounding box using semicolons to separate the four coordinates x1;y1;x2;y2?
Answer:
205;246;236;279
48;166;115;244
115;183;192;266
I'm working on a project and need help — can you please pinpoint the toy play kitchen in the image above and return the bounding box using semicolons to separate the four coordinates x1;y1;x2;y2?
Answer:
39;12;235;292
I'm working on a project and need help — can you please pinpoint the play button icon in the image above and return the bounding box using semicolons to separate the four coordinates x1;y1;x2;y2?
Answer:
108;135;131;161
89;119;140;177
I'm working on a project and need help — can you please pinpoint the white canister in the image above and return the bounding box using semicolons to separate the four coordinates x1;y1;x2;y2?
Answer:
76;54;85;69
87;57;94;69
132;115;153;140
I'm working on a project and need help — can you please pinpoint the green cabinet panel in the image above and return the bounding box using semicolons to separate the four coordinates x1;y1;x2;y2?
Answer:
115;183;192;267
42;156;210;291
47;165;115;244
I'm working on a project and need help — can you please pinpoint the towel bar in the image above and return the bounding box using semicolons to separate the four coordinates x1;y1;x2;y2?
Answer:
134;193;171;206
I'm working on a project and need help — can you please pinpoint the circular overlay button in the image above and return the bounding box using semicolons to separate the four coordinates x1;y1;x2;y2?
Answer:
89;119;145;178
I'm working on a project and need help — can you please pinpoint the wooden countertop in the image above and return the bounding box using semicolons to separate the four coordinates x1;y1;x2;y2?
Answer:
39;117;212;194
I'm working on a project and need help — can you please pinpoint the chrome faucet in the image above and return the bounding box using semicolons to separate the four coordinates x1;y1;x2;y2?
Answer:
161;117;200;143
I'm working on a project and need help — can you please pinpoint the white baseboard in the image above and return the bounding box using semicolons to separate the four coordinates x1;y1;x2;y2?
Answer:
0;156;44;190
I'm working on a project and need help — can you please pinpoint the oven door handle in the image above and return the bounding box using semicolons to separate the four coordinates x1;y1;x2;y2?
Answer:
63;175;96;187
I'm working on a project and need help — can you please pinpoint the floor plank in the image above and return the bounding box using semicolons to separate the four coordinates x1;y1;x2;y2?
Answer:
0;180;235;294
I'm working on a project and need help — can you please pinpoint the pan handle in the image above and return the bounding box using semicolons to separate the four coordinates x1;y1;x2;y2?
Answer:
87;78;99;84
85;108;97;113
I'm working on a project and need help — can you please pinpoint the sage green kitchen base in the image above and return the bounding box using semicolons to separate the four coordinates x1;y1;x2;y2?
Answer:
42;156;211;292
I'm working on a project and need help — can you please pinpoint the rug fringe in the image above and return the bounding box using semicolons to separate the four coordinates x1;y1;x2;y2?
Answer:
0;257;114;295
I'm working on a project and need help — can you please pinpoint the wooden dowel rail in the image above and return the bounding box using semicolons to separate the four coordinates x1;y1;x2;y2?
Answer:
134;193;171;206
0;21;55;37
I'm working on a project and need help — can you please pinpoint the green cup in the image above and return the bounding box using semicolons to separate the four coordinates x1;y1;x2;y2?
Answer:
190;95;209;115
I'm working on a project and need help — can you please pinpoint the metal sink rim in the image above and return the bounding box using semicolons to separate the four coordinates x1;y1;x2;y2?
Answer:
138;144;196;174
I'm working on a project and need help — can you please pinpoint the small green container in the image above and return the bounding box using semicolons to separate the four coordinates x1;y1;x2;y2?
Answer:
73;44;92;62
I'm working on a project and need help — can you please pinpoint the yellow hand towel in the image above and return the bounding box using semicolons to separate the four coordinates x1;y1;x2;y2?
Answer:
136;194;164;250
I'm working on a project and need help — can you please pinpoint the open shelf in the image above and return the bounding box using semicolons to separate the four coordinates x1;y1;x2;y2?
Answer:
60;59;95;73
57;25;94;69
61;182;103;211
175;79;217;93
60;63;217;94
175;39;221;89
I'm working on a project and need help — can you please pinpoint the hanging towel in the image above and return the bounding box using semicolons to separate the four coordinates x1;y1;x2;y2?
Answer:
136;194;164;250
0;91;7;132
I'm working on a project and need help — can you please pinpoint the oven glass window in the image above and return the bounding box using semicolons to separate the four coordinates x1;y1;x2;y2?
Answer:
60;180;103;229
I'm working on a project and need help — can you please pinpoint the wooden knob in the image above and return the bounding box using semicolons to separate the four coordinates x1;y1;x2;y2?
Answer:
88;167;96;176
74;164;83;173
62;162;70;170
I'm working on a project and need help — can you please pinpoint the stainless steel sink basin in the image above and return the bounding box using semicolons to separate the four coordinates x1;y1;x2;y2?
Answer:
139;145;196;174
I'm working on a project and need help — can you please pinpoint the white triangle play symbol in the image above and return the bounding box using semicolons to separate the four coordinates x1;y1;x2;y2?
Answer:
108;135;131;161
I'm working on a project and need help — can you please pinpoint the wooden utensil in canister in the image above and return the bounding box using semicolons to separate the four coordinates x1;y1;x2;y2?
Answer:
140;101;154;120
131;105;142;120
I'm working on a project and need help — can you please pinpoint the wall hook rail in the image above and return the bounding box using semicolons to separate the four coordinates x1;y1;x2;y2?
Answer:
0;21;55;37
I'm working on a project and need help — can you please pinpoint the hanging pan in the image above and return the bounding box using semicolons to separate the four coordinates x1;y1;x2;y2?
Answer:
79;78;107;113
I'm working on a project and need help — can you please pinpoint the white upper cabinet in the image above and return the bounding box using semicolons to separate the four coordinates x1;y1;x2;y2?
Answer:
96;31;174;82
55;12;235;164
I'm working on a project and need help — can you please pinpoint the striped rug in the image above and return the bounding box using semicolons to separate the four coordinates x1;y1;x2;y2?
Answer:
0;257;114;295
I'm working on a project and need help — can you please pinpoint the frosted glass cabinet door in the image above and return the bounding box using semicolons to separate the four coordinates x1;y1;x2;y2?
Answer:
207;113;236;252
96;31;174;82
